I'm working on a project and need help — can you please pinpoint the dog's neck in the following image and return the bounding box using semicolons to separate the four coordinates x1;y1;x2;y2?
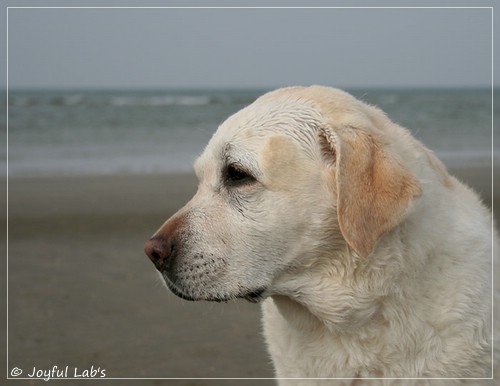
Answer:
270;288;384;335
270;294;324;330
268;230;421;333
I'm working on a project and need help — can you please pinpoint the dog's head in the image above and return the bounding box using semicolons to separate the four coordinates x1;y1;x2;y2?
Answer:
144;86;421;302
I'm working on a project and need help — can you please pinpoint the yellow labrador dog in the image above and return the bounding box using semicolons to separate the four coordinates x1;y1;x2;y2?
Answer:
144;86;495;384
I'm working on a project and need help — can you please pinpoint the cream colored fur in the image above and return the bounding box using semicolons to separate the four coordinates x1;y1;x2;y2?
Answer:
146;86;496;385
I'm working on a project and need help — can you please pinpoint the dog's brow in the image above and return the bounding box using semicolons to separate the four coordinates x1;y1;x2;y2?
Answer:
222;144;261;178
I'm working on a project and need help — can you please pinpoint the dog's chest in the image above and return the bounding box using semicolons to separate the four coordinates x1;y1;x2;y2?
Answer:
261;298;368;380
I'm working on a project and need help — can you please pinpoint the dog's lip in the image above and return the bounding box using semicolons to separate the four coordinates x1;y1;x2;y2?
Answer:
161;273;267;303
242;288;267;303
164;279;197;301
160;273;198;301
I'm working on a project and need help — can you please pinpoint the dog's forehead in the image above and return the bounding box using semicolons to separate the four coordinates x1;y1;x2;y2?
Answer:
195;86;364;178
224;91;322;134
213;91;323;150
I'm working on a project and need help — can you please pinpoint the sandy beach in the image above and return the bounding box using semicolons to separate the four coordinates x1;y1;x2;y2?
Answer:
3;165;497;385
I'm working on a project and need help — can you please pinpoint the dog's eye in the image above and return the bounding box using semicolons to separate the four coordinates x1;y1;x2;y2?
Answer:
225;164;256;186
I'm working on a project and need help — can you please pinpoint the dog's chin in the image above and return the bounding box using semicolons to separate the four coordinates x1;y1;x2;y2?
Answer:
162;275;266;303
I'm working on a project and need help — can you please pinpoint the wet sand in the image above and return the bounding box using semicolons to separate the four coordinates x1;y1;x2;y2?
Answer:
3;165;497;385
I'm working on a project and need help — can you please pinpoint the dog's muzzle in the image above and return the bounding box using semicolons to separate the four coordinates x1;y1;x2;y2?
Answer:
144;236;267;303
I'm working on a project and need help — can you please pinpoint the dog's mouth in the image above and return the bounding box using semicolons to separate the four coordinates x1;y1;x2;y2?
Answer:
164;280;197;301
161;273;266;303
241;288;266;303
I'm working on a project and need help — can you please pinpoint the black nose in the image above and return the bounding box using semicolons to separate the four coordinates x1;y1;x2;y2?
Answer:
144;237;174;271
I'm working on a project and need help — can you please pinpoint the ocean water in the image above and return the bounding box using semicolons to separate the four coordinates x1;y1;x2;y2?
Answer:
3;88;497;177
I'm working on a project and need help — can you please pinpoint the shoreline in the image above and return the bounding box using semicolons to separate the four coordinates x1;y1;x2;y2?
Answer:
5;162;497;217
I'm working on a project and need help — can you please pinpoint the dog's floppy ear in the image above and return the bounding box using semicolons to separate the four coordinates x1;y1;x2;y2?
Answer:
320;125;422;258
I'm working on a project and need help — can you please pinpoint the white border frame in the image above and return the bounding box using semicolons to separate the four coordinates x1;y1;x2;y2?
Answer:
5;5;495;382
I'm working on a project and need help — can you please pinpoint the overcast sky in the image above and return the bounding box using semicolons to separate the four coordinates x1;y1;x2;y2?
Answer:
4;3;496;90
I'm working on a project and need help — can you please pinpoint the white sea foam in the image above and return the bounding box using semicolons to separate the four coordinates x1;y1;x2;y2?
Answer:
110;95;211;107
5;88;496;177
